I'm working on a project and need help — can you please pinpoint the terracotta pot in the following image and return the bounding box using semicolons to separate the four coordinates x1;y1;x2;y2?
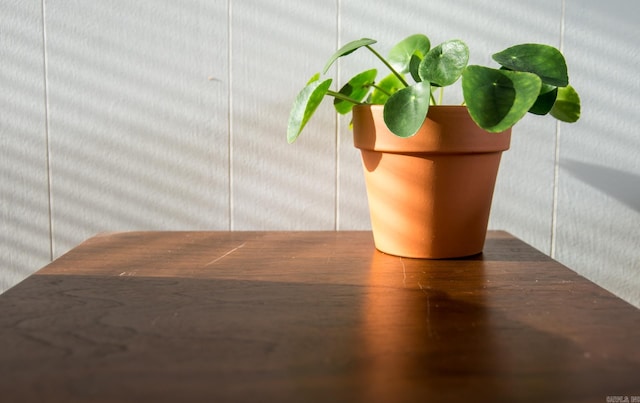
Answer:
352;105;511;259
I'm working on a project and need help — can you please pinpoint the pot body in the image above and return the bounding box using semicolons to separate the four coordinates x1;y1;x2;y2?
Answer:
353;105;511;258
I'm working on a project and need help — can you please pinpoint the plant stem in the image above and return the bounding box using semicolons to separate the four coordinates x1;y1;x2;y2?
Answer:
430;90;437;105
369;84;391;97
365;45;409;87
326;90;362;105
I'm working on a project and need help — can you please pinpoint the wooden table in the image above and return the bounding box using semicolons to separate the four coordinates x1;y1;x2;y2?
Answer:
1;231;639;402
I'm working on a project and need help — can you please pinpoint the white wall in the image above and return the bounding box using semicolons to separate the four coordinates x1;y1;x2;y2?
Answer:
2;0;639;307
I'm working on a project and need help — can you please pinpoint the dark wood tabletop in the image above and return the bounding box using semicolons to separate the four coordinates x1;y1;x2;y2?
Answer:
1;231;638;402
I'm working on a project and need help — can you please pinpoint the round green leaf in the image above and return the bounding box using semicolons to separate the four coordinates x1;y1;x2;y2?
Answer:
323;38;377;74
287;76;333;143
387;34;431;74
370;73;405;104
383;81;431;137
529;85;558;115
419;39;469;87
334;69;377;114
492;44;568;87
409;54;422;82
550;85;581;122
462;65;541;132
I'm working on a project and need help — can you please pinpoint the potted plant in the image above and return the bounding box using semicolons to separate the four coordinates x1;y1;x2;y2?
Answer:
287;34;580;258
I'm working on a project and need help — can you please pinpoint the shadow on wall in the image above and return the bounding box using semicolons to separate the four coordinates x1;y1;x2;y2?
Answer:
561;159;640;213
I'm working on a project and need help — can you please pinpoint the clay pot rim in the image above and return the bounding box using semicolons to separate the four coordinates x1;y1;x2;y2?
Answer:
352;104;512;154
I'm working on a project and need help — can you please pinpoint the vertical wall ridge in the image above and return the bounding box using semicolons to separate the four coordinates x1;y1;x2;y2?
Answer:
334;0;341;231
550;0;567;258
41;0;54;261
227;0;234;231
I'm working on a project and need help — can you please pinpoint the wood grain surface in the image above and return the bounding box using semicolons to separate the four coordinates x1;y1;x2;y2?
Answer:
1;231;638;402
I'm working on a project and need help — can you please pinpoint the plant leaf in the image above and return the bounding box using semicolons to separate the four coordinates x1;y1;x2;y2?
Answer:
550;85;581;122
334;69;377;114
370;73;405;104
419;39;469;87
462;65;541;132
529;85;558;115
383;81;431;137
323;38;377;74
287;76;333;143
387;34;431;74
409;54;422;82
492;44;568;87
306;72;321;85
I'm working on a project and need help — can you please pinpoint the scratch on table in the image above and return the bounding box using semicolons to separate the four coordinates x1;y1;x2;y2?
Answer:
400;258;407;287
418;281;434;338
205;242;247;266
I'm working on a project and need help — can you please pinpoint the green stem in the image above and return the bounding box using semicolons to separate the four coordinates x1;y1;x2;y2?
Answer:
369;84;391;97
430;90;437;105
365;45;409;87
326;90;362;105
